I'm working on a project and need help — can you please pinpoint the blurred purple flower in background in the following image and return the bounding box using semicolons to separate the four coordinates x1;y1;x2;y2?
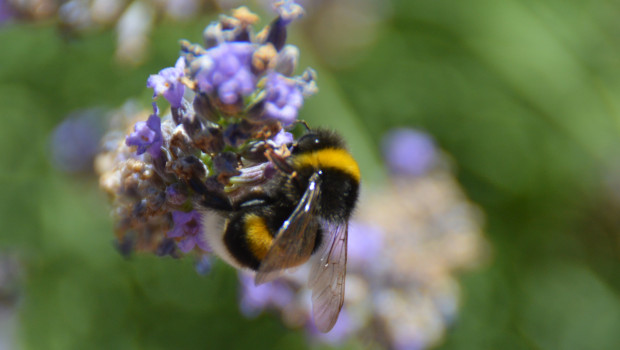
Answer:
168;210;209;253
382;128;437;176
125;103;162;158
194;42;256;105
50;109;105;174
238;272;295;317
347;221;383;270
147;57;186;108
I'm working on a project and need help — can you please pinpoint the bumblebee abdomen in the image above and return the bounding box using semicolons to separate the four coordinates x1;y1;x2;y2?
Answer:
223;212;272;270
222;206;292;270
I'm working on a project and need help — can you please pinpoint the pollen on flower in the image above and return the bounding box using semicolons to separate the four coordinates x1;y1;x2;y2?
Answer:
232;6;259;26
252;44;278;73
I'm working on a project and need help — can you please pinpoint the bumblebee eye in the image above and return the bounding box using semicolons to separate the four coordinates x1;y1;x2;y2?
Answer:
294;133;320;153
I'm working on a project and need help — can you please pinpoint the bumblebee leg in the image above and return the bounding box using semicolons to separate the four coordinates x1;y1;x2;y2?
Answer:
187;177;234;211
265;147;296;175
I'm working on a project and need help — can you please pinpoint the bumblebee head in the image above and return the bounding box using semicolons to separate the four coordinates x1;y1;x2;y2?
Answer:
288;129;360;223
291;129;346;155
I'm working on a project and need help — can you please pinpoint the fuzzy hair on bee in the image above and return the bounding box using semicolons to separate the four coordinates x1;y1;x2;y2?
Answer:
190;128;360;332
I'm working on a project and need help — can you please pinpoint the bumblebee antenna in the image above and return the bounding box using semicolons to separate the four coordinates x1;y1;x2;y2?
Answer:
286;119;311;132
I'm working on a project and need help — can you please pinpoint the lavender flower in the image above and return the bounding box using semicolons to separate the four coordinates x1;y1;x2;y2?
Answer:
125;103;163;158
147;57;186;108
101;4;317;259
382;128;437;176
263;72;303;125
168;210;209;253
194;42;256;105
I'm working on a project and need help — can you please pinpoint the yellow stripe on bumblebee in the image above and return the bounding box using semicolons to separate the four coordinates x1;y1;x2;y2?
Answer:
293;148;361;182
244;214;273;260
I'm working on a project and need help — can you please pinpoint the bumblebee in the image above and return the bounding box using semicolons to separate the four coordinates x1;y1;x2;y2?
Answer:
192;128;360;332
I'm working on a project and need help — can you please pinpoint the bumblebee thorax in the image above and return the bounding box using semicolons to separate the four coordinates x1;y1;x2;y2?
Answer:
314;167;359;222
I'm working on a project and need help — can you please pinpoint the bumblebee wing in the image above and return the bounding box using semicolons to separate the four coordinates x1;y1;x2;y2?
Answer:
308;221;348;333
255;173;321;285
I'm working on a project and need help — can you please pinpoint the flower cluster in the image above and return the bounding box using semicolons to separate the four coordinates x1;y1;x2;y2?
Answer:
96;2;315;262
237;128;487;349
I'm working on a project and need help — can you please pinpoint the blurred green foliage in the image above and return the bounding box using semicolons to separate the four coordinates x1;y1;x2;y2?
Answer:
1;0;620;349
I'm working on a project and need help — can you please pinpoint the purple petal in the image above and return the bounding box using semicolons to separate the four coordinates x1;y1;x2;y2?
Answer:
147;58;186;107
174;56;186;71
146;114;160;132
288;90;303;108
219;79;240;104
211;71;225;86
219;55;240;75
194;42;257;103
168;211;203;250
271;129;294;146
177;236;196;253
167;226;184;238
147;75;167;95
163;84;185;108
263;73;303;125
